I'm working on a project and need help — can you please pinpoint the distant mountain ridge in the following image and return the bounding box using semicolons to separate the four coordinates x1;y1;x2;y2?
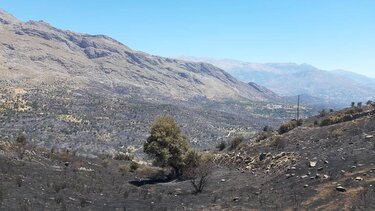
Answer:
180;57;375;107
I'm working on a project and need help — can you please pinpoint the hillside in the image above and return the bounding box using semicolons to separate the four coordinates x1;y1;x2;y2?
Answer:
0;105;374;210
0;9;305;155
0;9;277;102
180;57;375;107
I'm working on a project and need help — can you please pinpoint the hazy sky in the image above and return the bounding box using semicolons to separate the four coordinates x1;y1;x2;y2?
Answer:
2;0;374;77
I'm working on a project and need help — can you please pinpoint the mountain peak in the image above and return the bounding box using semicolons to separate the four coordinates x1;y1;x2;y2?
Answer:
0;9;20;25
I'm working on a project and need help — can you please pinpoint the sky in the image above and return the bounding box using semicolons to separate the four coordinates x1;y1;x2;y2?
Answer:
1;0;375;77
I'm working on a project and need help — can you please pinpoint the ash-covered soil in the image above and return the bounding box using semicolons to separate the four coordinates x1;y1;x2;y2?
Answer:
0;106;374;210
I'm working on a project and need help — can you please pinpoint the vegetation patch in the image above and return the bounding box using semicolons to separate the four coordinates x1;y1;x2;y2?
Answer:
57;114;82;124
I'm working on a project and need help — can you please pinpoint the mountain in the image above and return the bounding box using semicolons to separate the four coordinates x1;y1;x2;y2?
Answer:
180;57;375;107
0;9;276;102
0;9;295;154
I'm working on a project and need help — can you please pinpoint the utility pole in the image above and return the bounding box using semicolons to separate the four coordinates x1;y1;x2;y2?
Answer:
296;95;300;121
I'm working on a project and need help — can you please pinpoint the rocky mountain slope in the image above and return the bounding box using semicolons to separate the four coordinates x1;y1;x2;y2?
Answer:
181;57;375;107
0;105;374;210
0;9;277;102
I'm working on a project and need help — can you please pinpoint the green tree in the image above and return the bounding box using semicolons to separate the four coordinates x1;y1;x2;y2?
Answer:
144;116;190;177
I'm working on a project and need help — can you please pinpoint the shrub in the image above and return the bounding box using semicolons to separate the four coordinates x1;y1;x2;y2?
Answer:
15;134;27;146
130;161;140;172
144;116;190;178
184;154;213;194
216;141;226;151
52;181;67;193
229;136;244;151
113;153;133;161
278;120;299;134
15;175;23;187
319;109;327;117
184;150;202;170
255;131;272;142
320;108;363;126
118;164;129;173
101;159;110;168
271;135;286;149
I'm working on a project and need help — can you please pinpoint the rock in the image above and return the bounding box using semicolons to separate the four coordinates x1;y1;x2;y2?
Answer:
286;174;293;179
336;186;346;192
315;174;321;179
259;153;267;161
309;161;317;167
365;135;374;139
317;167;323;171
273;152;286;160
220;179;226;182
232;197;240;202
300;175;308;179
324;160;329;164
304;184;309;188
355;177;363;181
323;175;329;179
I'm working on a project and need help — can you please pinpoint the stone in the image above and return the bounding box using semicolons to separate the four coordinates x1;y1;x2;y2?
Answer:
309;161;317;167
233;197;240;202
301;175;309;179
259;153;267;161
317;167;323;171
221;179;226;182
355;177;363;181
304;184;309;188
336;186;346;192
323;175;329;179
365;135;374;139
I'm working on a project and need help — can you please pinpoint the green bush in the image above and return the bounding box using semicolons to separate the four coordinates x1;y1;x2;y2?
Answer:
184;150;202;170
144;116;190;178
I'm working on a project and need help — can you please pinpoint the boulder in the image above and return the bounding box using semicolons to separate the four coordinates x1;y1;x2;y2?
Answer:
336;186;346;192
365;135;374;139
